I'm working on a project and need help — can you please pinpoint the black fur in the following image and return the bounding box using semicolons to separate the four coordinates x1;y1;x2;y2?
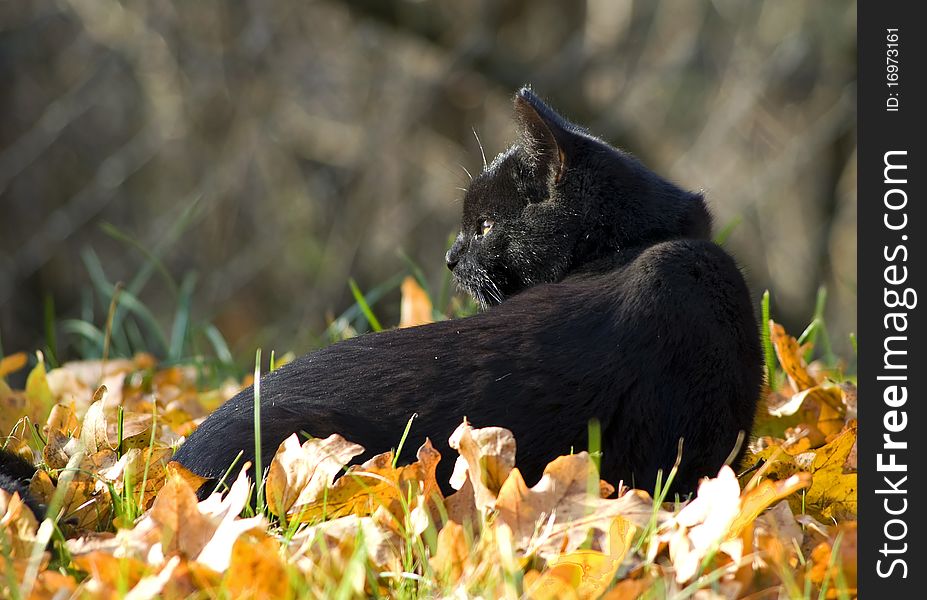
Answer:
0;448;44;520
173;88;762;496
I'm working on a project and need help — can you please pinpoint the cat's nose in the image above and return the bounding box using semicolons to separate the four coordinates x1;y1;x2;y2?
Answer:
445;250;459;271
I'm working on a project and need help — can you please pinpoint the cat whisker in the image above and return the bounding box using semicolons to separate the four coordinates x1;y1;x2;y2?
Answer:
472;128;488;169
459;164;473;181
483;276;505;306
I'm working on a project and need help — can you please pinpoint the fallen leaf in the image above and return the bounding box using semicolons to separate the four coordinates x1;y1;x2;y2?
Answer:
103;446;173;511
430;520;470;586
73;552;149;594
494;452;653;558
287;440;441;523
808;522;857;598
45;403;79;436
80;386;113;453
0;352;28;378
769;321;817;393
0;488;40;558
448;420;516;511
731;473;810;538
399;276;434;328
25;352;55;412
224;531;290;599
265;432;365;518
803;425;858;520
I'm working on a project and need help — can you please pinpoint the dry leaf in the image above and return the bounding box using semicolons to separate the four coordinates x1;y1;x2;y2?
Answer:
730;473;810;538
0;489;40;558
103;446;174;511
536;517;636;600
803;425;858;520
25;352;55;411
224;531;290;599
494;452;653;558
448;420;516;510
399;275;434;328
80;386;113;453
769;321;817;393
808;522;857;597
0;352;28;378
73;552;149;594
265;432;364;518
287;440;441;523
430;520;470;586
45;403;79;436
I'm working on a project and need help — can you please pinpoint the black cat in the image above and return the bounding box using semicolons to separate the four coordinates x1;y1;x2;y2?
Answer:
0;448;45;520
172;88;763;497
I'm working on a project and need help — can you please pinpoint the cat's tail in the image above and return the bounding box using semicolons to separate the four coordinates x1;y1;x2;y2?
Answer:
0;447;45;521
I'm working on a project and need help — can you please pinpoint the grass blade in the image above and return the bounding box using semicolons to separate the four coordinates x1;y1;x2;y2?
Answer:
253;348;265;514
202;323;234;365
348;278;383;332
42;294;58;369
168;273;197;362
99;221;179;299
761;290;777;391
712;215;742;246
392;413;418;469
59;319;106;354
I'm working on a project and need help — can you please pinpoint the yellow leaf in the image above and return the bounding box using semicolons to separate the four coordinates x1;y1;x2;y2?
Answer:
73;552;149;592
150;472;216;557
288;440;441;523
494;452;654;558
769;321;817;392
538;518;635;600
429;520;469;586
265;432;364;518
399;275;433;328
544;550;622;600
524;568;581;600
0;352;28;379
0;488;40;558
804;426;858;520
24;352;54;410
730;473;810;538
224;531;290;599
103;446;173;511
45;403;79;437
808;522;857;598
165;459;210;495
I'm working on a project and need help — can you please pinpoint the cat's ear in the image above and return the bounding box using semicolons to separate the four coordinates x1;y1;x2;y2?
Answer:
513;87;575;181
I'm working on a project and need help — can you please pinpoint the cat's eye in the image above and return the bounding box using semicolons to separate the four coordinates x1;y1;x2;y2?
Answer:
479;219;494;237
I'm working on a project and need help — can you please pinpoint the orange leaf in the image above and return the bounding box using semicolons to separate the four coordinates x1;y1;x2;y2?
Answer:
224;532;290;599
73;552;149;591
769;321;817;392
165;460;210;495
265;432;364;518
399;276;433;328
0;352;28;378
287;439;441;523
730;473;811;538
430;520;469;586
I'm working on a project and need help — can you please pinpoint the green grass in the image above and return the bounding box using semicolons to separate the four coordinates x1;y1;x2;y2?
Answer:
761;289;777;391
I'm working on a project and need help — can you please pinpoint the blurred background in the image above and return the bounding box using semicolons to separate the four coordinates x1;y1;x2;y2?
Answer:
0;0;856;368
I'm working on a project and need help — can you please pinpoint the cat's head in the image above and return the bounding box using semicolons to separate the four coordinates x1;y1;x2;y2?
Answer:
447;87;711;308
